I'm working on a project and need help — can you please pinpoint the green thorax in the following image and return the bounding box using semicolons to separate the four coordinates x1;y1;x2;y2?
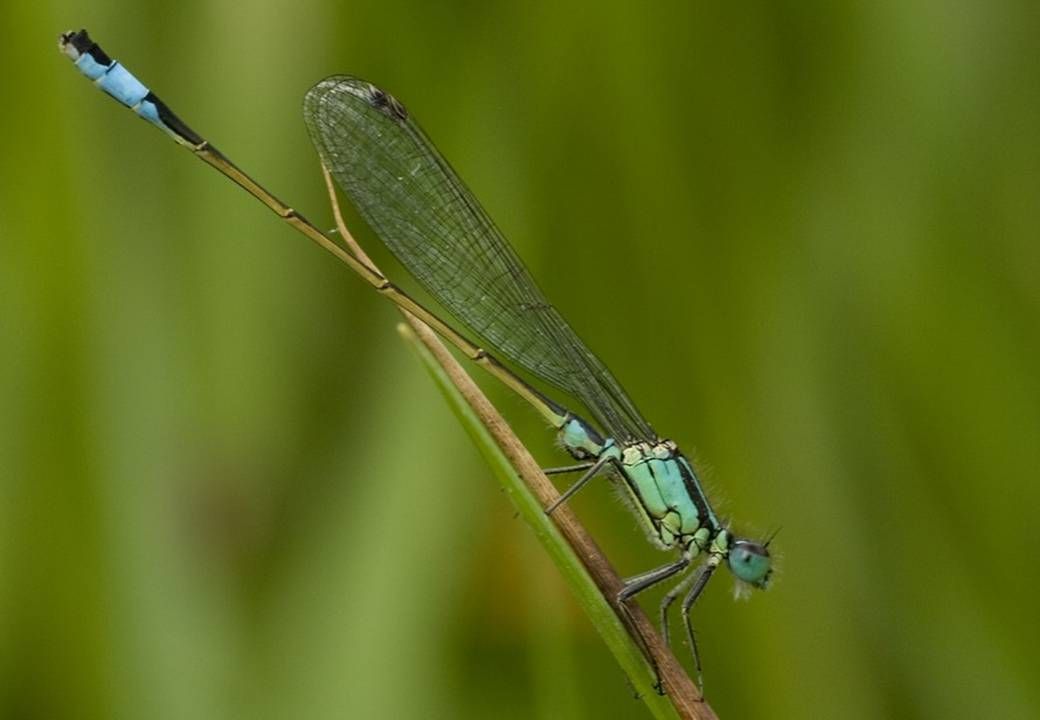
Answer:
618;440;721;550
558;418;722;551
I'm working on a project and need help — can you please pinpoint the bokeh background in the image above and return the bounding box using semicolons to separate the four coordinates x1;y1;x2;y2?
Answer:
3;2;1038;718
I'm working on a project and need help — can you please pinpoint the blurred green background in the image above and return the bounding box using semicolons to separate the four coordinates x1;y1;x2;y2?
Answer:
3;2;1038;718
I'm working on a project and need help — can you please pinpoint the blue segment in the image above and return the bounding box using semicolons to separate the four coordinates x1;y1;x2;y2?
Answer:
73;52;108;81
136;99;163;126
96;62;150;107
71;50;180;142
559;417;605;458
74;53;153;111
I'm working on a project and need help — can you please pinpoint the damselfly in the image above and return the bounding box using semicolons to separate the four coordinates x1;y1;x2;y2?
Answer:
59;29;774;684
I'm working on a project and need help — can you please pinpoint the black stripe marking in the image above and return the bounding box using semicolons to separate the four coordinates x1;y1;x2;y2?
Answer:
147;92;205;146
674;452;716;534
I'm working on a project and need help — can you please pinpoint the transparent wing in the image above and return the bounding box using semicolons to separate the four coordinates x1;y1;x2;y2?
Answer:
303;76;654;442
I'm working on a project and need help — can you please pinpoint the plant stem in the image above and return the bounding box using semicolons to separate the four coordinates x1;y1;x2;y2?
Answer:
321;166;718;720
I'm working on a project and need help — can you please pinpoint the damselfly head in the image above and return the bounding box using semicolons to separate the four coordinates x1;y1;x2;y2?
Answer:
725;537;772;590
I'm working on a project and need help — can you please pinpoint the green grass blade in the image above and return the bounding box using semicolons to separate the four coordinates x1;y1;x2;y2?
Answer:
398;323;684;720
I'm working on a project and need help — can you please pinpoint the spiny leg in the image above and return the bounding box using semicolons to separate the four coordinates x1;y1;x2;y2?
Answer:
659;569;698;647
543;462;595;476
545;453;613;514
618;554;691;603
614;554;691;694
680;558;720;694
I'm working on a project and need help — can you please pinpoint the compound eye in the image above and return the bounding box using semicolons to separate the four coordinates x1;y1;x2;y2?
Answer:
728;541;772;588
